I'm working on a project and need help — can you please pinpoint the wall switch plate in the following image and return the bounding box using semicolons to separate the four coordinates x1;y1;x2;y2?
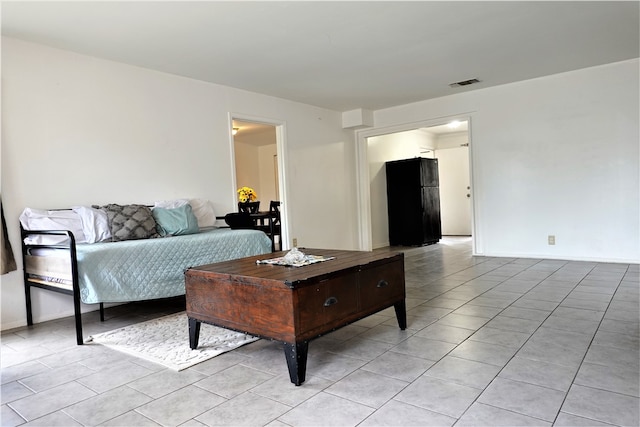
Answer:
548;235;556;245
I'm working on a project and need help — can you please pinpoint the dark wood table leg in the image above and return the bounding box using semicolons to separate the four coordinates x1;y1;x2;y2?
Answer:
283;341;309;386
394;300;407;330
188;317;201;349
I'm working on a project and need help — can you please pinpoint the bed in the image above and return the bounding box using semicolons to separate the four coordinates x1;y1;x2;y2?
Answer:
20;203;273;345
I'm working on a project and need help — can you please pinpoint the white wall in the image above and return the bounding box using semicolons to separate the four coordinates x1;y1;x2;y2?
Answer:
258;144;278;205
1;37;356;329
371;59;640;262
234;141;262;201
233;141;278;209
436;132;468;150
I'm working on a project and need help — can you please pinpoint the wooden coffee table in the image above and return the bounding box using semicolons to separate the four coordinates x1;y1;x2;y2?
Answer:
184;248;406;385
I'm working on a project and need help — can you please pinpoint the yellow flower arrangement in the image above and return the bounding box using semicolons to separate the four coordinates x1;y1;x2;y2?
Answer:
237;186;258;203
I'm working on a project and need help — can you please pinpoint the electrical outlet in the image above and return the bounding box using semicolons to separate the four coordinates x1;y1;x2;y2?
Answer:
292;238;298;247
548;235;556;245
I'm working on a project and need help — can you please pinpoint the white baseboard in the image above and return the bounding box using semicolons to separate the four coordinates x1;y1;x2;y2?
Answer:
1;303;120;332
480;251;639;265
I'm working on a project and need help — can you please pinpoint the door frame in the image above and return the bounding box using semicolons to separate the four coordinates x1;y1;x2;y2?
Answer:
354;114;481;255
228;112;290;250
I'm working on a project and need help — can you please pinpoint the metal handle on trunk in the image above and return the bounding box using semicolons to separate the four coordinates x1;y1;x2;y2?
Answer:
323;296;338;307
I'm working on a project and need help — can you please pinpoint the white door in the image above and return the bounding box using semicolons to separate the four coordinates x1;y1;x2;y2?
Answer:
437;146;471;235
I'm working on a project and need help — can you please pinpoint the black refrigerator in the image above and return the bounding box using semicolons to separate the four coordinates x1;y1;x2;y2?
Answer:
385;157;442;246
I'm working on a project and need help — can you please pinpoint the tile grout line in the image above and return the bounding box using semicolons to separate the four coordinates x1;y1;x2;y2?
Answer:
451;257;595;424
549;263;632;426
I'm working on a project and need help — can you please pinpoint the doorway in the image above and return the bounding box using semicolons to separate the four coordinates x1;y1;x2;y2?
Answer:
355;117;476;252
230;115;288;250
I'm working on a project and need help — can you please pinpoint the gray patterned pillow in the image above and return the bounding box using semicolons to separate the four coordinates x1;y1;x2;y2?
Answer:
97;204;160;242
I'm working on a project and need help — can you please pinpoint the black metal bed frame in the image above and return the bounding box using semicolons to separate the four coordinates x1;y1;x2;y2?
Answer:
20;225;104;345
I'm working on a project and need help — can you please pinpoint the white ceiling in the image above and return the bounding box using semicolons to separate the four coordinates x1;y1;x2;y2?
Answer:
2;1;638;112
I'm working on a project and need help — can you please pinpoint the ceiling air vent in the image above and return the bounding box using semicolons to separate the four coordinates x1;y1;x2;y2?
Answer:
449;78;481;88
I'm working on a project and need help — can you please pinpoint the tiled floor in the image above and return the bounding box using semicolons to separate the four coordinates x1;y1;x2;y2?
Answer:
2;237;639;426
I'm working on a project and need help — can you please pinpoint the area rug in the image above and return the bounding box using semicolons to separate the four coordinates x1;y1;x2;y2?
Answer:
89;312;259;371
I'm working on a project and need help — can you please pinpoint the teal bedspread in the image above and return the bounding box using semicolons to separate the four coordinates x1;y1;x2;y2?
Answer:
76;228;272;304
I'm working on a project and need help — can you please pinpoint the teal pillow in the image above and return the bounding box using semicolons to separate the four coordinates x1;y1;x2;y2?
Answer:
152;204;200;236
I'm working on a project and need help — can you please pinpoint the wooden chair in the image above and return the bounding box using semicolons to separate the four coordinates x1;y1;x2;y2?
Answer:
238;201;260;214
256;201;281;251
267;201;282;251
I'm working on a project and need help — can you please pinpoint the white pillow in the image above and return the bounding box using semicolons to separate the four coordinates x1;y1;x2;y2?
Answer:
189;198;216;228
72;206;111;243
20;207;87;245
153;199;189;209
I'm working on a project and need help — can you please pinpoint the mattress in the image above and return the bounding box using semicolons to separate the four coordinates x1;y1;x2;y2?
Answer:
25;248;74;290
25;228;272;304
